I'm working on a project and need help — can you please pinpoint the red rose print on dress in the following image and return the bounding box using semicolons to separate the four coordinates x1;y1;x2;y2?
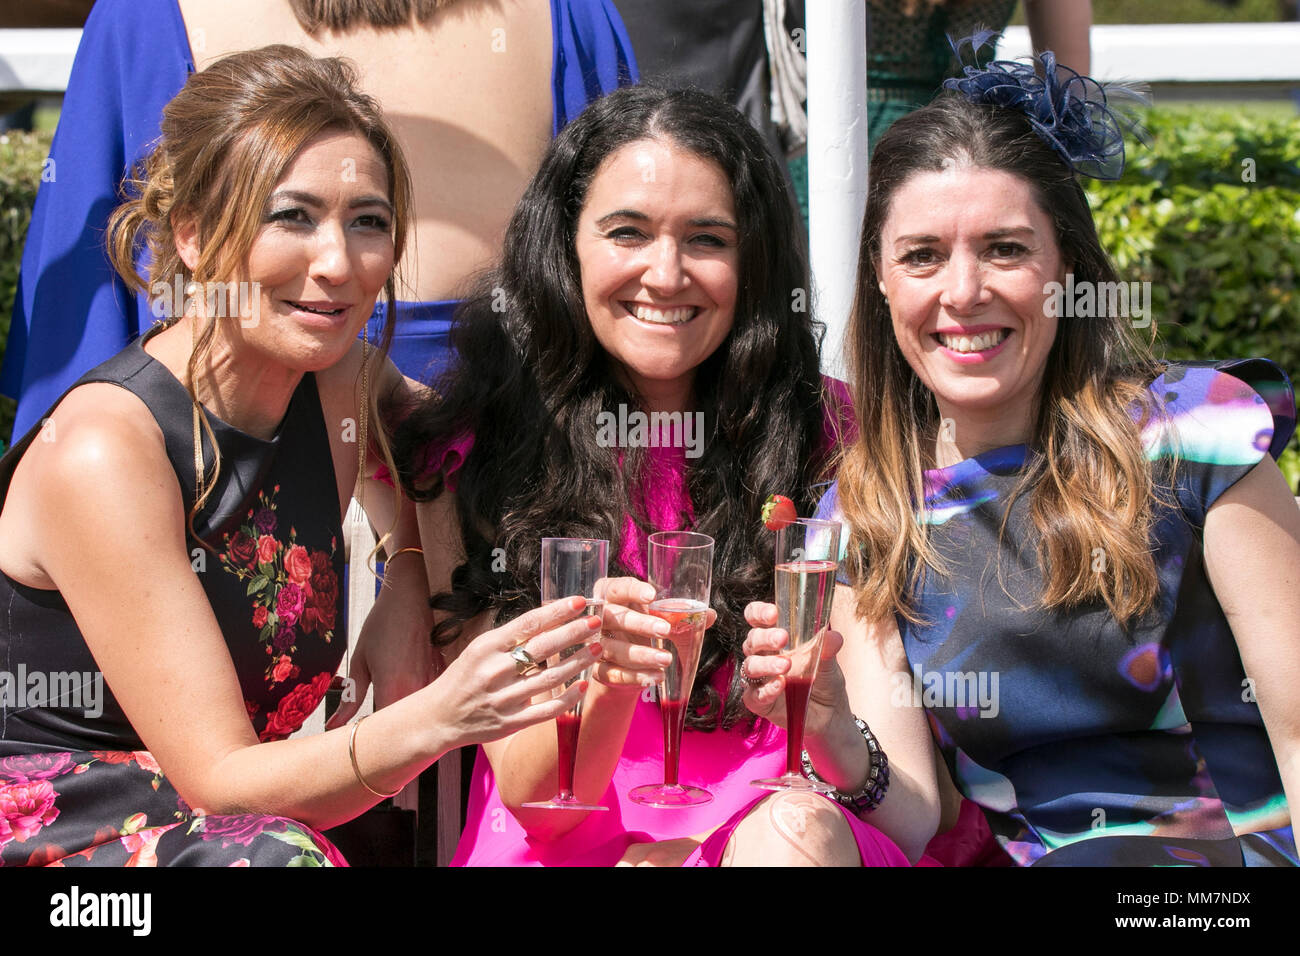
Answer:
260;672;333;741
271;654;297;685
276;583;307;628
90;750;135;766
304;552;339;635
310;550;332;577
272;625;296;653
256;534;278;566
253;506;277;535
132;752;161;775
284;544;313;587
196;814;290;848
122;825;167;867
226;530;257;569
218;488;340;680
25;842;72;866
0;752;72;783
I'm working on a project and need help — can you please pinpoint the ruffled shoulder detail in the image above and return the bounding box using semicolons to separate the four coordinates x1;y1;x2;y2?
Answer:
1142;363;1283;466
1142;361;1294;523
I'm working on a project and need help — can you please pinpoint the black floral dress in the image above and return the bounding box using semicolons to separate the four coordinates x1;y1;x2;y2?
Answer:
0;336;347;866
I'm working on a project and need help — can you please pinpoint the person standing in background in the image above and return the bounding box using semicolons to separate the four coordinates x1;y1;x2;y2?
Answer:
612;1;806;193
782;1;1092;224
865;1;1091;152
2;0;635;442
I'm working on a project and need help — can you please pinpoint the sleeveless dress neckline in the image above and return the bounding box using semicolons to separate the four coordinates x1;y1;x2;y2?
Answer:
0;335;350;866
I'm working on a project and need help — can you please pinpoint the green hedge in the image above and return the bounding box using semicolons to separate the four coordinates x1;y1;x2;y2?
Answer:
1084;106;1300;486
0;129;49;449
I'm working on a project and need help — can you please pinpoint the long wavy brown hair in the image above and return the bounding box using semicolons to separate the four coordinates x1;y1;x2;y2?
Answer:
838;93;1170;630
106;45;413;541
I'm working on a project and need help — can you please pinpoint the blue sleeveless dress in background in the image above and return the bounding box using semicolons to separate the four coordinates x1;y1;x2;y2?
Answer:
0;335;348;865
816;363;1298;866
1;0;637;436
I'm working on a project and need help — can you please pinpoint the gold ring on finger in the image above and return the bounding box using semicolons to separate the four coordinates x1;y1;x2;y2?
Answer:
509;645;544;677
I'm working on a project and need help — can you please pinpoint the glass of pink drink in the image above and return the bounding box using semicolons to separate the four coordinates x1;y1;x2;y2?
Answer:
521;537;610;812
629;531;715;808
751;518;842;792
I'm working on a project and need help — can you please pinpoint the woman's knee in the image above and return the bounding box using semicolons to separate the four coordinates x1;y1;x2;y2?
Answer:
723;792;860;867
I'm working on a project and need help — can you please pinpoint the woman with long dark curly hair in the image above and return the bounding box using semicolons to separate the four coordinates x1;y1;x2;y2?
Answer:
391;85;940;866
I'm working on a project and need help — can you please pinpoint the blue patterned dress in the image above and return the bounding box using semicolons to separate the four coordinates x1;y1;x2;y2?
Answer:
816;363;1297;866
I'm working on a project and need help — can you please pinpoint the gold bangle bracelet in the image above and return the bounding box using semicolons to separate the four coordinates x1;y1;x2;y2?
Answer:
384;547;424;565
348;715;400;799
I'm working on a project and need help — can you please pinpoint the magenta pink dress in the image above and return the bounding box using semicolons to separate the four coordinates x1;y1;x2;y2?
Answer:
445;383;912;866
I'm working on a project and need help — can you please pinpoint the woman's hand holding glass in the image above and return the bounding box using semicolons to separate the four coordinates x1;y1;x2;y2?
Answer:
589;577;680;689
425;597;602;748
741;601;851;743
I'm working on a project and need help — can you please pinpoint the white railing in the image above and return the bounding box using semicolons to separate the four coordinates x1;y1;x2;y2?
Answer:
0;29;78;92
999;23;1300;84
4;22;1300;92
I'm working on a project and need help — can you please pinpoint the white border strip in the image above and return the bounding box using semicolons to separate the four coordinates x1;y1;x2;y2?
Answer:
998;23;1300;84
0;29;80;93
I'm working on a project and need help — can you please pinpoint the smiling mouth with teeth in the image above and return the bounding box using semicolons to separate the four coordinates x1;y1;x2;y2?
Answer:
290;301;347;316
935;329;1010;353
626;303;698;325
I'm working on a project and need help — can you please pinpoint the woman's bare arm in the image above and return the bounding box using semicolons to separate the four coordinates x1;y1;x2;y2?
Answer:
1024;0;1092;75
23;384;592;828
1204;456;1300;827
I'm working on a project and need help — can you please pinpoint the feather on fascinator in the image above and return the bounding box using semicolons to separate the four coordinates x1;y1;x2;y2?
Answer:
941;30;1148;181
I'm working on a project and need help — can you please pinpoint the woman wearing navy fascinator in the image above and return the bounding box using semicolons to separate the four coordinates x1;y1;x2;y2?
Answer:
744;35;1300;866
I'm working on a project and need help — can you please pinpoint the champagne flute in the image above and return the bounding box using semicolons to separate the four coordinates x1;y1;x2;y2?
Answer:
751;518;842;792
521;537;610;811
629;530;715;808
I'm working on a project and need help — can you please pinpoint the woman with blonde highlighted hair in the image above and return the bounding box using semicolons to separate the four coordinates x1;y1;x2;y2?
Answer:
0;45;597;867
745;39;1300;866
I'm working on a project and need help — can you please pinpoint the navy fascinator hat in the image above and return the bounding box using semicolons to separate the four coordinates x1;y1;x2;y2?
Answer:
941;30;1148;181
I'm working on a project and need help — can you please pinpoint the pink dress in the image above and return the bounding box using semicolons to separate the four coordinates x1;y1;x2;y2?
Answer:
447;383;911;866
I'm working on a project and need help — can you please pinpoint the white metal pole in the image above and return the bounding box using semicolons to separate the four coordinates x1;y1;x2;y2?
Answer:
807;0;868;381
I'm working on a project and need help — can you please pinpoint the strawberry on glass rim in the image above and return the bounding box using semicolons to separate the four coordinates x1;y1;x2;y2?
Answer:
762;494;796;531
651;605;696;627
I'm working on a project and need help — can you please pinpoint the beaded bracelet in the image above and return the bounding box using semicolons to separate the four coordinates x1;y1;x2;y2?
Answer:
801;715;890;814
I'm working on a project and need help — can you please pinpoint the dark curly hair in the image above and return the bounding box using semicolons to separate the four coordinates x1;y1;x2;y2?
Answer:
392;85;836;731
